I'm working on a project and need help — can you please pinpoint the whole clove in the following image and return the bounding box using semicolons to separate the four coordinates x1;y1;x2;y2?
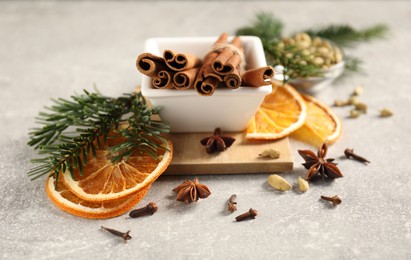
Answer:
235;208;258;222
344;148;370;164
129;202;158;218
227;194;237;212
101;226;132;243
320;195;342;206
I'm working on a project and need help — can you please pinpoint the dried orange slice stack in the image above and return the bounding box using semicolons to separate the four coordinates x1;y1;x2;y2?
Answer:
291;94;342;147
246;83;306;140
46;176;151;219
46;138;173;219
247;81;342;147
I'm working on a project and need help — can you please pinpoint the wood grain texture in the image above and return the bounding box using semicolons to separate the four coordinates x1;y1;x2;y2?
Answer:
164;132;293;175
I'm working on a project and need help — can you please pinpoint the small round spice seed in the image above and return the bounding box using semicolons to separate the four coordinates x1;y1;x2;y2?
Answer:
349;109;361;118
354;102;368;113
298;176;309;193
334;99;349;107
348;96;359;105
280;33;343;69
267;174;291;191
380;108;393;117
351;86;364;96
258;149;280;159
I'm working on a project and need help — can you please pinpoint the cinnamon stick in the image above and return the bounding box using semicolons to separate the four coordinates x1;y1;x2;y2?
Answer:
214;33;229;46
194;33;229;96
194;52;219;95
152;70;174;89
224;68;241;89
163;50;202;72
196;75;221;96
212;36;244;75
241;66;275;87
173;67;200;90
136;53;167;77
203;62;223;82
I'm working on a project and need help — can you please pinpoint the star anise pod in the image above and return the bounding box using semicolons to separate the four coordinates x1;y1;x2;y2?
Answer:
172;178;211;204
298;143;343;181
200;128;235;153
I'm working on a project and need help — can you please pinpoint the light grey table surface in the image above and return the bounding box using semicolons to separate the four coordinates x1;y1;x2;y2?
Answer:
1;1;410;259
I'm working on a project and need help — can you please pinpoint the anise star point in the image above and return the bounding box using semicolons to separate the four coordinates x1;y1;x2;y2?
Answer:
200;128;235;154
298;143;343;181
172;178;211;204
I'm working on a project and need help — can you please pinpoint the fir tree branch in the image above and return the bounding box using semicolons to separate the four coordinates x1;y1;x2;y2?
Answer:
303;24;389;48
236;12;323;82
108;103;170;163
27;90;169;182
343;55;364;73
235;12;283;43
236;13;389;82
266;43;324;82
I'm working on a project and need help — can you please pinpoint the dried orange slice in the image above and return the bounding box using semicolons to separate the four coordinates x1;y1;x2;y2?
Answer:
291;94;342;147
246;83;306;140
46;175;149;219
62;139;173;202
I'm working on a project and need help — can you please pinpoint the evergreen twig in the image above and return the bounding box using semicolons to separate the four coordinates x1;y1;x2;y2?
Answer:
27;90;169;182
343;55;363;73
235;12;389;82
236;12;323;82
303;24;389;48
235;12;283;43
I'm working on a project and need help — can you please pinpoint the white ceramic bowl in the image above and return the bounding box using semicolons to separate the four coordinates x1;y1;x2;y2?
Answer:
287;61;345;93
141;36;272;133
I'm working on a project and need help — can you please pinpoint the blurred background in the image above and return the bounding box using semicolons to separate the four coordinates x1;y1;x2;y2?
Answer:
1;1;410;259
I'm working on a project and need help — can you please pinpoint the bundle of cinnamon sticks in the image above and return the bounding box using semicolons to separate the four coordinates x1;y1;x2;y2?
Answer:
136;50;202;90
136;33;274;96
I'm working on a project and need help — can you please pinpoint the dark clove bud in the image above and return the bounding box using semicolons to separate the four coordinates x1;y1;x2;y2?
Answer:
101;226;132;243
320;195;342;206
235;208;258;222
227;194;237;212
344;148;370;164
129;202;158;218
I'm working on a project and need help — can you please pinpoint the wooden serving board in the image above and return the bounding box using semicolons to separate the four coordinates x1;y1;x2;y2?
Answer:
164;132;293;175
